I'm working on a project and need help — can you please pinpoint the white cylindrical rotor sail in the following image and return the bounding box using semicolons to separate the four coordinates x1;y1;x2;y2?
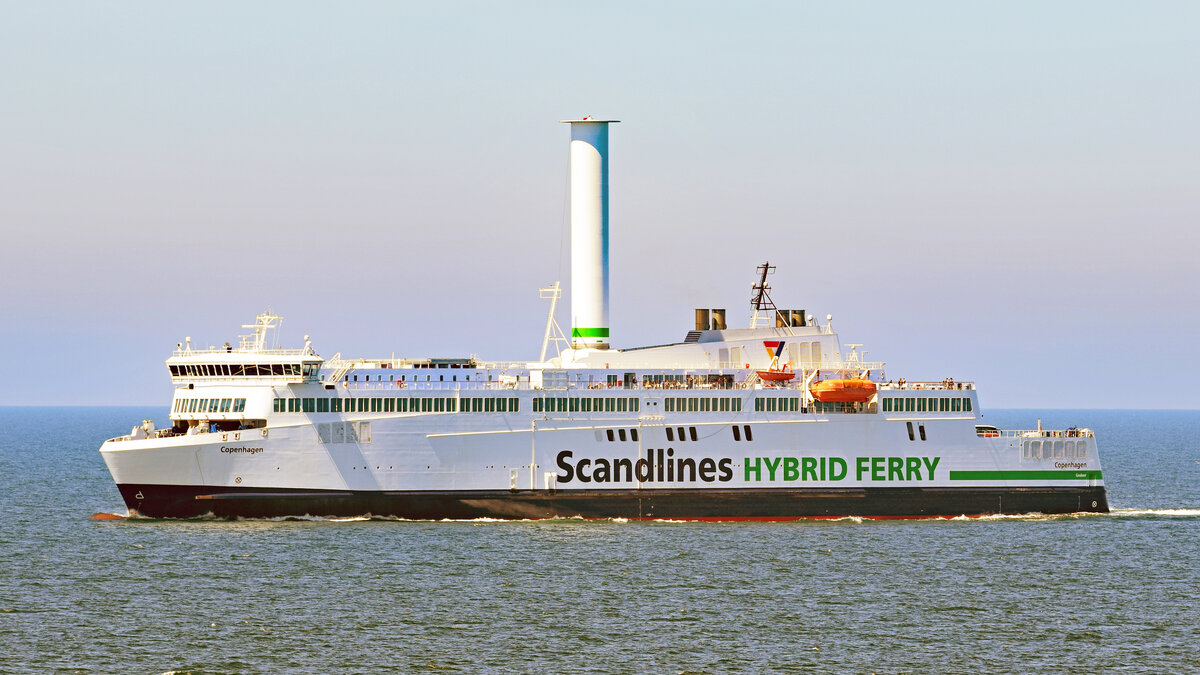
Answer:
561;117;618;350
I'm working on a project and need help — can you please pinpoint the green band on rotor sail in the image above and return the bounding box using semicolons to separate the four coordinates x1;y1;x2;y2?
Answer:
571;328;610;338
949;470;1102;481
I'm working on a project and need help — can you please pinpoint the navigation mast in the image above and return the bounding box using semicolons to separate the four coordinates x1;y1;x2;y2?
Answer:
749;262;779;329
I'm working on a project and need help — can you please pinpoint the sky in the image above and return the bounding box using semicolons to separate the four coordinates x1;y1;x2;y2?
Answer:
1;1;1197;408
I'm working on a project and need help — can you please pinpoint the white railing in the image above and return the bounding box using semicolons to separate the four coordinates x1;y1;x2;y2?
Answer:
980;428;1094;439
171;374;310;384
171;347;318;358
880;380;975;391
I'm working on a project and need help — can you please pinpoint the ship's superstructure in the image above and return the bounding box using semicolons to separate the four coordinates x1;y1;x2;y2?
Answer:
99;120;1108;519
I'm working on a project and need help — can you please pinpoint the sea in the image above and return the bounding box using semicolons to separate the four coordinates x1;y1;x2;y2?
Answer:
0;407;1196;674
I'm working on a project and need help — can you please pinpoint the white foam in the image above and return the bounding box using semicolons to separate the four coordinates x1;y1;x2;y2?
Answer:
1110;508;1200;518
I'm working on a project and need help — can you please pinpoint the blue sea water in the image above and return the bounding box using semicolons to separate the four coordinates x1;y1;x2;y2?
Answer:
0;407;1197;673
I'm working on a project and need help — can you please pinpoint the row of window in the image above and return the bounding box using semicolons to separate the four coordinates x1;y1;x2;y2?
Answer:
751;399;872;414
532;397;642;413
170;364;317;378
274;397;521;414
174;398;248;414
664;397;744;413
731;425;754;441
594;425;749;443
882;397;973;413
754;397;802;413
1022;439;1088;460
598;428;642;442
316;421;372;444
667;426;698;442
906;421;928;441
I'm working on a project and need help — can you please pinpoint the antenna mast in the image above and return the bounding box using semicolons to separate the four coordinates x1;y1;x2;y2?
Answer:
749;262;779;328
538;282;570;362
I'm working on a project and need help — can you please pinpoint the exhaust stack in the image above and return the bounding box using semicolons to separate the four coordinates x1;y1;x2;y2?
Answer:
562;117;618;350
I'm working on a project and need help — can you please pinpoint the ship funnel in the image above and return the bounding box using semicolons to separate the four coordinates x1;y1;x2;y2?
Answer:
561;117;618;350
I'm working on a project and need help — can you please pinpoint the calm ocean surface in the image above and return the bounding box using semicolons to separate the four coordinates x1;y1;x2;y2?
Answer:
0;407;1197;674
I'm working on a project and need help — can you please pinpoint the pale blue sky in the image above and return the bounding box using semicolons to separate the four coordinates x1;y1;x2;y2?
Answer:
1;1;1197;407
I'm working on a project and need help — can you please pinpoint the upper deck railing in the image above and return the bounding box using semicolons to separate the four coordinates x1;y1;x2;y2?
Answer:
981;428;1094;439
879;380;975;391
170;346;320;358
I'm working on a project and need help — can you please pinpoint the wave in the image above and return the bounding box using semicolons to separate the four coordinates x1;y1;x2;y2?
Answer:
96;507;1200;524
1109;507;1200;518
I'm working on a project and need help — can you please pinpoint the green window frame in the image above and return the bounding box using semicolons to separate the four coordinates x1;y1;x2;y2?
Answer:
317;398;329;413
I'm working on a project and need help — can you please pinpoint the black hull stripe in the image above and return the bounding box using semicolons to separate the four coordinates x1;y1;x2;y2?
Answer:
118;484;1111;520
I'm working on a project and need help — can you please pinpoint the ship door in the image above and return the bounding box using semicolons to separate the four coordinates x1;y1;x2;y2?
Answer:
623;372;636;389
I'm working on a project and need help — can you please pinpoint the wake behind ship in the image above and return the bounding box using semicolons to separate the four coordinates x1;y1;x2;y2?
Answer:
99;119;1109;520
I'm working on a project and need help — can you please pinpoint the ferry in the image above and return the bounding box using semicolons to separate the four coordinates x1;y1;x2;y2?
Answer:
99;119;1109;520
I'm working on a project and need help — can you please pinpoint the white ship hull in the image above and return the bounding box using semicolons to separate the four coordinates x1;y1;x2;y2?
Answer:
98;119;1108;519
101;389;1107;519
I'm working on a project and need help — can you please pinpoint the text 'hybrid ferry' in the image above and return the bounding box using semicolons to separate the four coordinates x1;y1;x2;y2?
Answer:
99;119;1109;520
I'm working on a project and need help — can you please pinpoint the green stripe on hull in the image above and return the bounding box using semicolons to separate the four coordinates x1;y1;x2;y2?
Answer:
571;327;610;338
949;470;1102;481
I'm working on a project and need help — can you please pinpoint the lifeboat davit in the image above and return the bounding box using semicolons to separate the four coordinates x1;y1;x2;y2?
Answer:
810;378;877;403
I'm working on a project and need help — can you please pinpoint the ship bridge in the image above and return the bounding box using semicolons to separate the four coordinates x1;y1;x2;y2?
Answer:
165;312;323;384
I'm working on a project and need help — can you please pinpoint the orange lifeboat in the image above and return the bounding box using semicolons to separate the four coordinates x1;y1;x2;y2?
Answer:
810;378;877;403
756;363;796;384
756;369;796;383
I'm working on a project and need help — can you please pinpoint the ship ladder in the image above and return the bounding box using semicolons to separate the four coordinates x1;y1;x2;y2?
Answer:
324;353;352;385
